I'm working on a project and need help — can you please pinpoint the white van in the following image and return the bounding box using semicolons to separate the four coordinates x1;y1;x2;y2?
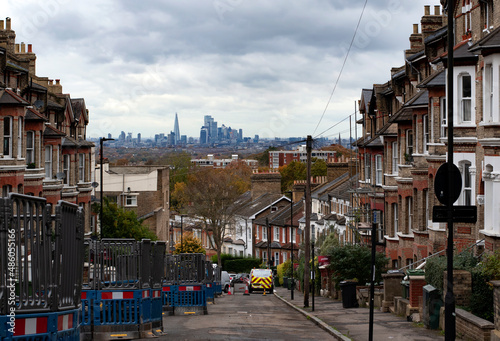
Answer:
221;271;231;293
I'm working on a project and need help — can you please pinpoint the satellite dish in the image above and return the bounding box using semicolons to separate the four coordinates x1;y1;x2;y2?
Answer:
91;182;99;188
34;100;44;110
56;172;66;180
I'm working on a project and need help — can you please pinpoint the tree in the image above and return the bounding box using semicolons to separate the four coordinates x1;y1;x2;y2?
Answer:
182;167;248;267
326;244;388;287
92;198;157;240
279;161;306;192
167;152;193;210
173;232;205;254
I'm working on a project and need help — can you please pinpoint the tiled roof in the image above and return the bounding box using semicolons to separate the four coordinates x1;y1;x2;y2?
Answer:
43;124;65;137
389;90;429;123
25;107;47;121
418;70;445;88
47;99;64;109
366;136;383;147
77;139;95;147
71;98;86;121
235;193;286;218
0;89;29;105
469;25;500;53
328;174;358;201
425;26;447;45
391;68;405;79
6;60;28;73
438;41;478;62
29;82;47;91
361;89;373;113
406;50;425;62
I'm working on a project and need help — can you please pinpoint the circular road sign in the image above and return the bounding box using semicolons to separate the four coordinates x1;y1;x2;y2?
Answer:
434;162;462;205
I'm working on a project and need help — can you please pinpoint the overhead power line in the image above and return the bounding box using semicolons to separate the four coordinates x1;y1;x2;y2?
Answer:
312;0;369;136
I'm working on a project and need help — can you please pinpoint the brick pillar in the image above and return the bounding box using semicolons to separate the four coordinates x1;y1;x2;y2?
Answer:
443;270;471;307
382;272;404;312
409;275;426;307
491;281;500;341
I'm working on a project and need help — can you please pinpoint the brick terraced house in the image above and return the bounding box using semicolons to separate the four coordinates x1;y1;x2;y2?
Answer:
353;2;500;269
0;18;94;233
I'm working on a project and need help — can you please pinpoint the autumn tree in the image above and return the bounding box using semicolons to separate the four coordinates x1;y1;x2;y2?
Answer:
182;167;248;267
279;158;328;192
173;232;206;254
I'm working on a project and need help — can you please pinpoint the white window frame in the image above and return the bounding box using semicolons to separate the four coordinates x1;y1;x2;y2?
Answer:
283;252;287;263
3;116;12;158
263;251;267;264
440;97;447;138
63;154;70;185
125;195;138;207
281;227;285;243
17;117;22;158
45;145;52;179
256;225;260;240
274;226;279;241
423;114;429;154
364;154;371;182
462;161;472;206
291;227;296;243
460;73;472;122
263;226;267;241
26;131;34;165
78;153;85;182
274;252;279;266
453;67;476;126
392;141;398;174
375;155;382;185
485;63;494;122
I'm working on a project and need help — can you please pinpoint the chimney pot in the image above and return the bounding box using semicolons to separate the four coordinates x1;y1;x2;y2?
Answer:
424;5;430;16
55;79;60;85
413;24;419;34
28;44;32;53
0;20;4;30
21;42;25;53
49;79;53;85
434;5;440;15
15;43;20;53
6;17;11;30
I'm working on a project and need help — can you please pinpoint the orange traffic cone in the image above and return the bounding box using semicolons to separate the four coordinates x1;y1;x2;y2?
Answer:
244;284;250;295
263;288;266;296
227;286;232;295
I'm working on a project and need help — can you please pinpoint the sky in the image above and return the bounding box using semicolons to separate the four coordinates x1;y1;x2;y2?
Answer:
2;0;442;140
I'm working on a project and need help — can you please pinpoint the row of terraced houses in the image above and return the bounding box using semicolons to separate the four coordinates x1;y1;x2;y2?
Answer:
350;1;500;269
0;17;95;232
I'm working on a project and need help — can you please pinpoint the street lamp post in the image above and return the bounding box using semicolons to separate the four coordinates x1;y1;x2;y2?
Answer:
100;137;114;238
286;191;294;300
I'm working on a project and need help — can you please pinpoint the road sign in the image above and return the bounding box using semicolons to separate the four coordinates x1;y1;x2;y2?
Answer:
434;162;462;205
432;205;477;223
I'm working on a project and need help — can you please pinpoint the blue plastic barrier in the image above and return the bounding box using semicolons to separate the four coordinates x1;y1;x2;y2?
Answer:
80;290;94;327
162;285;177;308
0;309;80;341
205;283;215;301
177;285;206;307
150;289;163;332
140;289;152;324
94;290;140;326
215;281;222;295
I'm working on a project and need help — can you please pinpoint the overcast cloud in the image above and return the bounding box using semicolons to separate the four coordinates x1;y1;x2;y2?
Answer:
2;0;441;140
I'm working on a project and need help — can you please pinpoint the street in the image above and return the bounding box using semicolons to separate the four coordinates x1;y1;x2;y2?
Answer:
153;291;335;340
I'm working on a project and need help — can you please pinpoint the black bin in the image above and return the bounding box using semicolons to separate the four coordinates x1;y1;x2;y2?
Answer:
339;281;359;308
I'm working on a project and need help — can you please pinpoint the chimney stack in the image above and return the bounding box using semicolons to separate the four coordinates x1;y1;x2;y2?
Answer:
15;43;19;53
0;20;4;30
413;24;419;34
6;17;11;30
434;5;440;15
21;42;25;53
424;5;430;16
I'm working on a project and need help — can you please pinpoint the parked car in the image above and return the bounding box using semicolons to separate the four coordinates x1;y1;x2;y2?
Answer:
230;273;250;287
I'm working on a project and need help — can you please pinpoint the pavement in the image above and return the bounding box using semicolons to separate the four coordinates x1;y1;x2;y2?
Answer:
273;286;446;341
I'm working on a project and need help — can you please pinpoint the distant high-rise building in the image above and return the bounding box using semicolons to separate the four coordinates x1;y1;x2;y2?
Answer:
238;129;243;141
107;133;112;139
120;131;126;142
180;135;187;144
137;133;141;144
200;127;208;144
174;113;180;145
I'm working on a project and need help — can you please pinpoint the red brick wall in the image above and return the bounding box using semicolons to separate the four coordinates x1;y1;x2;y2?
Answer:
409;276;426;307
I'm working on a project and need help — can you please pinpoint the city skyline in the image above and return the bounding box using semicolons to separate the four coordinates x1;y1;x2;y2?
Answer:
2;1;441;139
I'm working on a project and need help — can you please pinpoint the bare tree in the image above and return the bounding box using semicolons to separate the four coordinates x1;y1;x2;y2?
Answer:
183;167;249;267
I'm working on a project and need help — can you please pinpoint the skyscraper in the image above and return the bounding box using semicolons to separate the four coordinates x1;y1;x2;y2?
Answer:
174;113;180;145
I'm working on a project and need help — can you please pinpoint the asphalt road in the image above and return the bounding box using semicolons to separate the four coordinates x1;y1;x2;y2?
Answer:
152;291;335;340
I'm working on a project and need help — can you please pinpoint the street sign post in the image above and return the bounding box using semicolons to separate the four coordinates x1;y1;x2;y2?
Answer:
432;206;477;224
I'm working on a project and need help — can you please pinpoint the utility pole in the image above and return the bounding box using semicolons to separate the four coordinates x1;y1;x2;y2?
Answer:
304;135;312;307
266;218;272;268
445;1;456;339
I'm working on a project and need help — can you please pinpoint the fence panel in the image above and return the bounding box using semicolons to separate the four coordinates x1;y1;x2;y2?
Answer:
151;242;165;289
139;239;151;289
54;201;85;311
1;194;53;314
